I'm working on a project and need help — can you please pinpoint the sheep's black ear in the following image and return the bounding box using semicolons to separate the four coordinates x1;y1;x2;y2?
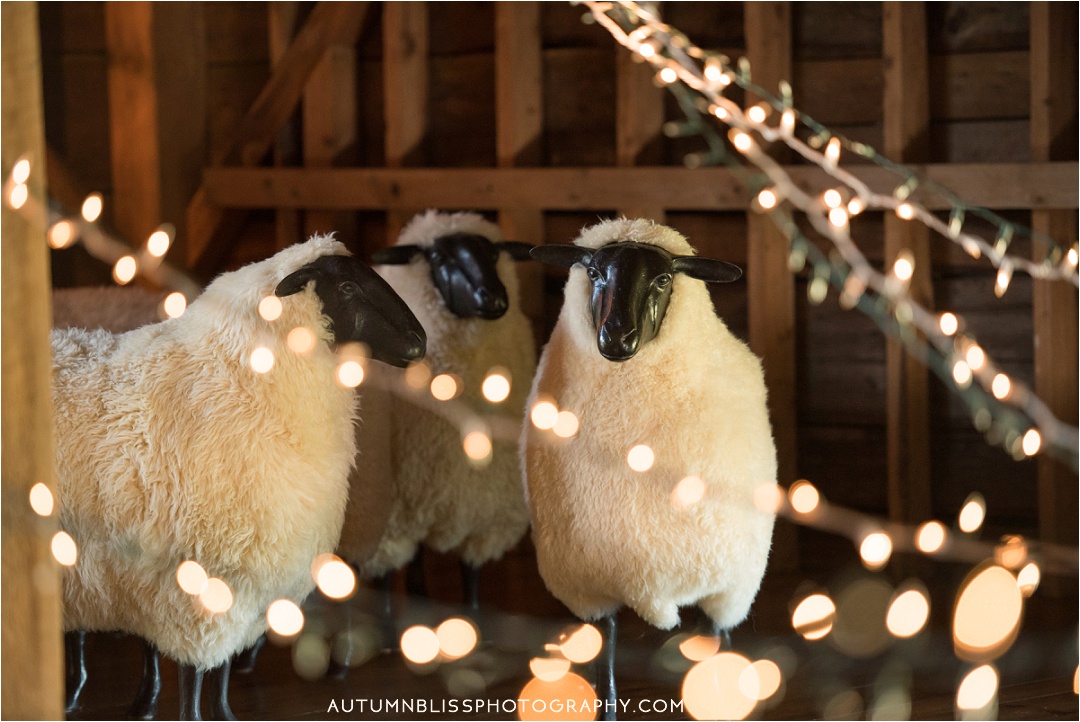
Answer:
530;244;593;268
275;267;318;297
672;256;743;283
372;245;423;265
499;241;536;261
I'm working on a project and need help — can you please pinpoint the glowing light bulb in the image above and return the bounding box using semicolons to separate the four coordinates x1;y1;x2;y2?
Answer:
11;158;31;184
679;634;720;662
683;652;758;721
250;347;275;374
731;132;753;153
48;221;75;249
638;42;656;59
712;105;729;120
952;360;972;387
552;410;579;438
703;63;722;82
176;560;209;595
753;483;783;514
792;594;835;640
824;137;841;165
1016;563;1040;596
430;374;459;401
1021;429;1041;457
859;532;893;570
315;557;356;600
892;252;914;282
530;400;559;430
337;361;364;388
463;431;492;461
994;265;1012;298
895;203;914;220
530;656;571;682
404;361;431;389
9;183;28;209
991;374;1011;400
258;295;283;321
747;659;782;701
788;480;820;514
51;531;78;566
29;483;54;516
958;494;986;533
886;587;930;638
146;230;171;257
627;444;655;472
956;665;998;711
436;618;478;659
1067;247;1078;269
482;370;511;403
401;625;440;664
560;624;602;664
113;255;137;285
747;103;767;124
828;207;848;228
672;476;706;509
847;197;864;215
965;344;985;371
287;327;316;355
994;535;1027;569
163;292;187;319
757;189;778;210
939;312;959;336
267;599;304;637
200;578;233;614
81;194;103;223
780;109;795;133
822;189;843;209
658;67;678;84
916;521;947;554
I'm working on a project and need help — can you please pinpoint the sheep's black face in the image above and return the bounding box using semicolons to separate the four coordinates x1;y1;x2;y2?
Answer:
275;255;426;367
530;241;743;362
373;235;535;320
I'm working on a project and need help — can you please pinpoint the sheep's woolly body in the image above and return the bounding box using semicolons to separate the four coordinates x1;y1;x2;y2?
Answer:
54;236;358;669
359;211;535;575
523;218;777;630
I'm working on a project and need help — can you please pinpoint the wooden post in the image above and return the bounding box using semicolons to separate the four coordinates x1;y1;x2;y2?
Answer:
105;2;206;253
495;1;545;331
745;2;798;570
882;1;933;524
269;2;303;251
1029;2;1079;556
615;32;665;223
1;3;64;717
302;5;359;242
383;1;429;243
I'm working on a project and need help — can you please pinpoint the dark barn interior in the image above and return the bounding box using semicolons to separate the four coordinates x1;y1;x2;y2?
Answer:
3;2;1078;720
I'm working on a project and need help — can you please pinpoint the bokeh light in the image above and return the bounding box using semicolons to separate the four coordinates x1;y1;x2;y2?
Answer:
822;189;843;208
11;158;31;184
200;577;233;614
29;483;54;516
916;521;947;554
113;255;138;285
430;374;460;401
163;292;187;319
482;370;511;403
287;326;316;355
258;295;283;321
672;476;706;509
266;599;304;637
958;494;986;533
679;634;720;662
337;360;365;388
886;586;930;638
831;578;892;658
627;444;655;472
51;531;78;567
146;230;171;257
956;665;998;711
315;557;357;600
81;193;103;222
552;410;580;438
463;431;493;462
436;618;478;660
939;312;959;336
753;483;784;514
757;189;778;210
746;659;782;701
517;672;598;722
1021;429;1041;457
530;400;559;430
9;183;28;210
176;560;209;595
1016;562;1040;597
953;565;1023;662
48;221;75;249
896;202;914;220
529;656;571;682
859;532;893;570
788;480;820;514
682;652;758;721
994;536;1027;569
401;625;440;665
792;593;835;640
250;346;275;374
559;624;602;664
991;373;1011;400
404;361;431;389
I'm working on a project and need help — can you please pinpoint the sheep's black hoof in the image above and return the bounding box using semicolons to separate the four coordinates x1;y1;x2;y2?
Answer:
65;630;88;713
232;635;265;674
326;659;351;680
126;639;161;720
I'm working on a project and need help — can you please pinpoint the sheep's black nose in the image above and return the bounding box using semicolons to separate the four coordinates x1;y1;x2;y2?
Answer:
405;330;426;361
474;288;508;319
598;327;639;362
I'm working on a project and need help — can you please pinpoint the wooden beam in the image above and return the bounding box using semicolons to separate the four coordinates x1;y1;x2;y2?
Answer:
615;29;665;222
269;2;302;251
1030;1;1079;555
201;162;1080;212
495;2;545;330
186;1;370;271
882;1;933;525
745;1;798;571
383;1;429;242
1;3;63;717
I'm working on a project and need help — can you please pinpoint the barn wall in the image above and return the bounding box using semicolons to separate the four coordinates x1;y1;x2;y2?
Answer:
36;2;1076;561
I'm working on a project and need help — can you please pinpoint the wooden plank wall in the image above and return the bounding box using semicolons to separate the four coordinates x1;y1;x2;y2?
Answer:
35;2;1078;558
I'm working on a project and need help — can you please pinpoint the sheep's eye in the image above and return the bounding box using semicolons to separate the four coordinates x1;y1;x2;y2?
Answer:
339;281;360;297
655;273;673;288
586;267;603;283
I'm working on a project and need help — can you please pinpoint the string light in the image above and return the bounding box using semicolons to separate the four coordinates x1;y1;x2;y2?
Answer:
48;221;75;249
892;251;915;282
671;475;706;509
250;347;275;374
731;131;753;153
756;188;778;210
176;561;209;595
895;203;915;221
400;625;440;665
822;189;843;209
81;194;103;223
8;183;28;209
747;103;768;124
958;494;986;533
1021;429;1041;456
336;360;364;388
11;158;30;185
886;586;930;638
964;344;986;371
199;578;233;614
436;618;478;660
859;532;893;570
953;565;1022;662
51;531;78;566
627;444;655;472
994;263;1013;297
530;400;559;430
952;360;972;387
146;229;172;258
258;295;283;321
938;312;959;336
112;255;137;284
163;292;187;319
314;556;356;600
462;430;493;462
828;207;848;228
29;483;54;516
956;665;998;711
915;521;947;554
430;374;460;401
482;369;511;403
1015;562;1040;596
658;66;678;84
991;374;1011;400
287;326;316;355
791;593;835;640
552;410;579;438
266;599;305;637
788;480;820;514
559;624;602;664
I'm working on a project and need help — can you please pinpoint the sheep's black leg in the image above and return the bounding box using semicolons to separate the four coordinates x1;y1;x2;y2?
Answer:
232;635;265;675
405;551;427;598
460;560;481;613
377;571;397;651
127;639;161;720
177;664;203;721
694;607;731;650
594;615;618;721
326;600;353;680
206;660;237;721
64;630;88;713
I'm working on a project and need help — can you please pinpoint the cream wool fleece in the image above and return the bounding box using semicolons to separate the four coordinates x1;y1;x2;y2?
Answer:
359;211;535;575
522;218;778;630
53;236;359;669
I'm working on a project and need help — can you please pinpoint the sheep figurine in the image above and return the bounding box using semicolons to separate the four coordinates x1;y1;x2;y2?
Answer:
53;235;426;720
355;210;537;612
524;218;778;718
